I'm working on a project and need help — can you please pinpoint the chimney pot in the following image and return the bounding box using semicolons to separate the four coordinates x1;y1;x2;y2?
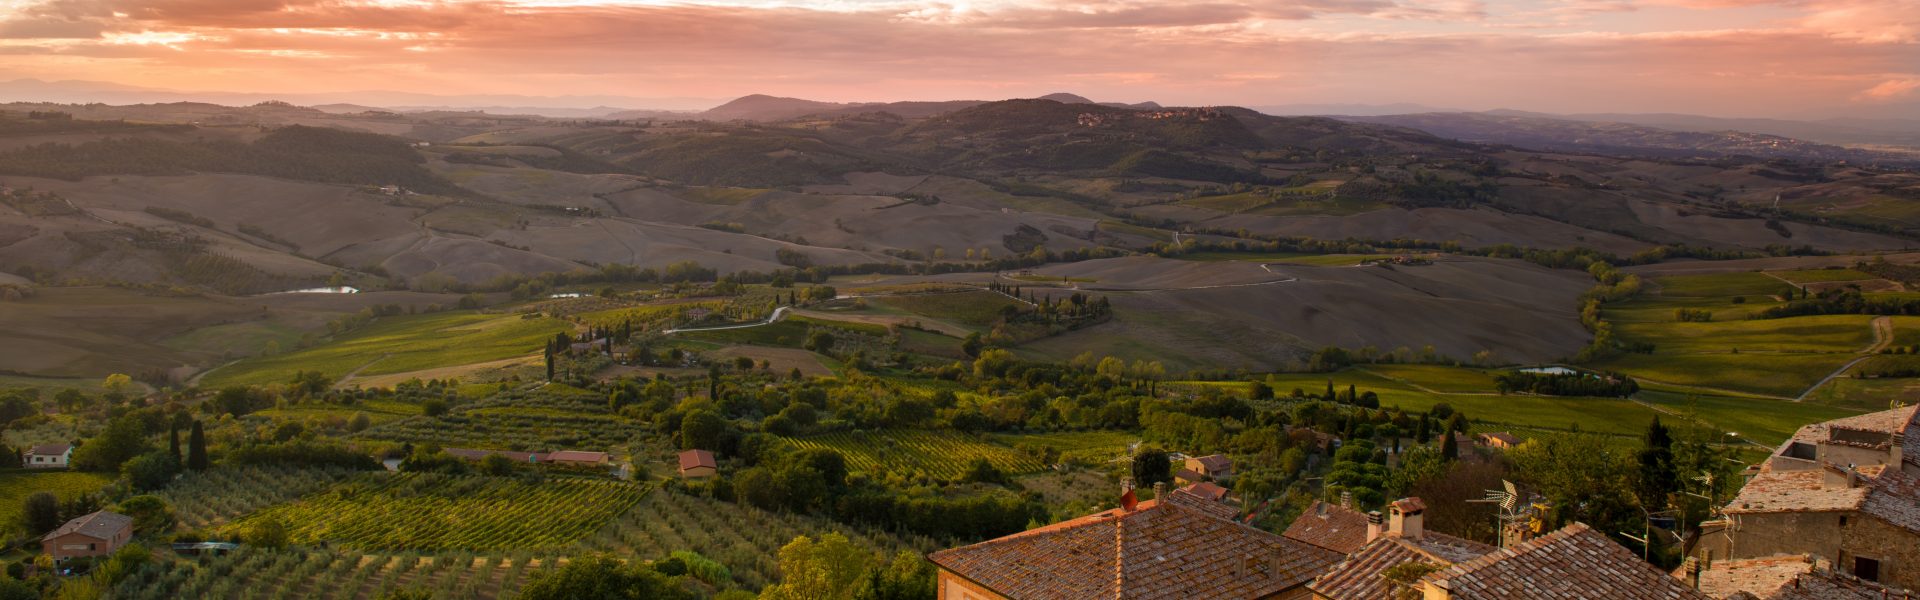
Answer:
1366;511;1385;542
1340;491;1353;509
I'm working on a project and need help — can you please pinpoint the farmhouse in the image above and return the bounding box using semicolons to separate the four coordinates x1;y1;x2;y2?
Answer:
1694;405;1920;589
1181;481;1231;503
678;450;718;478
1186;454;1234;481
1174;468;1208;486
25;443;71;468
545;450;610;467
41;511;133;561
1473;432;1520;449
928;482;1340;600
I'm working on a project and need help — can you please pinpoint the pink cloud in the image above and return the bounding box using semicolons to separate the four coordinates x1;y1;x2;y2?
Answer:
1855;78;1920;102
0;0;1909;116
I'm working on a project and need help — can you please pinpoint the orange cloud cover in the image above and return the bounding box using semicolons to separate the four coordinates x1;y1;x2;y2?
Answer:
0;0;1911;116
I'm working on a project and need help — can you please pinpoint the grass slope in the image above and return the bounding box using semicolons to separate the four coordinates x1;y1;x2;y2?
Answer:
201;311;571;388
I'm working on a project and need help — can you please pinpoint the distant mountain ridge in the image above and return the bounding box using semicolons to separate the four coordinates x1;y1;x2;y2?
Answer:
1343;112;1919;165
692;92;1163;122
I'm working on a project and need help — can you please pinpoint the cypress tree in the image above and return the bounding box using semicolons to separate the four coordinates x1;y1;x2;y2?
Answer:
1324;380;1336;403
187;421;208;471
168;424;181;464
1441;428;1459;461
1636;417;1678;509
545;346;555;381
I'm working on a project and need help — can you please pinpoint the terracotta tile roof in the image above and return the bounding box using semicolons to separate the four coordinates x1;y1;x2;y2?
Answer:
1725;468;1871;515
1476;432;1520;445
678;449;717;472
1309;533;1497;600
1193;454;1233;471
1780;405;1918;469
546;450;609;463
1421;523;1712;600
1174;468;1206;482
1284;501;1371;554
929;488;1341;600
26;444;70;456
1181;482;1229;502
1696;554;1919;600
1726;464;1920;535
41;511;131;542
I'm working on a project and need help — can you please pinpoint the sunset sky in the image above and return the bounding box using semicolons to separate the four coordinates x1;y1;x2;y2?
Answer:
0;0;1913;116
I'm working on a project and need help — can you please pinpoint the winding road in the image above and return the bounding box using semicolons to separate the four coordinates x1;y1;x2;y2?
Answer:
1795;315;1893;402
663;306;792;334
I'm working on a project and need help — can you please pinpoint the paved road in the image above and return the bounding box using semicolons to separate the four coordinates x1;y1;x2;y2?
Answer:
663;306;792;334
1795;316;1893;402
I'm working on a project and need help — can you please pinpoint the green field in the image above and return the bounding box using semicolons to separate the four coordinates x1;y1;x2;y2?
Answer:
1771;269;1878;284
679;315;885;348
897;328;966;359
1597;272;1880;398
1635;384;1858;445
1610;315;1875;354
1251;371;1664;438
1594;352;1848;398
677;187;770;205
0;470;112;529
1177;252;1397;266
1177;188;1379;217
873;291;1024;328
782;430;1045;479
1650;272;1789;298
1359;364;1501;394
1799;375;1920;412
201;311;573;388
226;473;645;551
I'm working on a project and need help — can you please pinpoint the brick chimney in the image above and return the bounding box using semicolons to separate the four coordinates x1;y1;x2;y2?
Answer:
1340;491;1353;510
1153;481;1167;502
1893;433;1905;468
1389;498;1426;539
1366;511;1385;542
1821;464;1856;488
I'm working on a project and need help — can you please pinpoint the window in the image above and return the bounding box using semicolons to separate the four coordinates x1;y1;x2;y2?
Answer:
1839;516;1849;526
1855;557;1881;582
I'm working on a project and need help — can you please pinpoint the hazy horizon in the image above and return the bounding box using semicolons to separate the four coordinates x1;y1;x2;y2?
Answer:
0;0;1913;119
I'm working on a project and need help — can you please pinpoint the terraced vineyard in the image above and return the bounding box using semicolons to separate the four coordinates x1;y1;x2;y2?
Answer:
225;473;646;551
782;430;1046;479
354;389;642;450
159;465;366;530
112;548;558;600
576;488;937;589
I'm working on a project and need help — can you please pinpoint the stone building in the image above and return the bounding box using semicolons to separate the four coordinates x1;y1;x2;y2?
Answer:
1694;405;1920;590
